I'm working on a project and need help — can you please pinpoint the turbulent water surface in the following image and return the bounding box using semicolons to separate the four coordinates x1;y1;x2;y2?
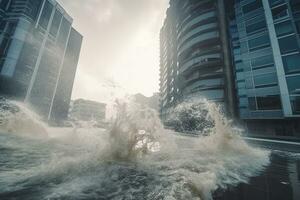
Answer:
1;99;295;200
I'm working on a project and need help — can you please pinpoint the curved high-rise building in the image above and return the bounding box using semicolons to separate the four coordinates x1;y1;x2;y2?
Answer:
159;0;235;121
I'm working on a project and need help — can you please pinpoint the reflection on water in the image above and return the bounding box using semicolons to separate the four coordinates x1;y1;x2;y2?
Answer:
215;152;300;200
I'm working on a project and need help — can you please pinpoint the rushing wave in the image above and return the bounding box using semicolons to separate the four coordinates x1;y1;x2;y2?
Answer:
0;98;48;138
0;98;271;200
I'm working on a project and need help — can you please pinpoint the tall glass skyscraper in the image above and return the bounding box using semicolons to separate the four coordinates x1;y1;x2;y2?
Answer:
0;0;82;122
160;0;300;138
159;0;235;122
230;0;300;137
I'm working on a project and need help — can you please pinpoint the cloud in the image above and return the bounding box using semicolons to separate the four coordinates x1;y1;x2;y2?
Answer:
58;0;169;102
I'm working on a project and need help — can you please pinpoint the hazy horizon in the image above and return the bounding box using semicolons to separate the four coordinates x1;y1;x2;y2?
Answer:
58;0;169;103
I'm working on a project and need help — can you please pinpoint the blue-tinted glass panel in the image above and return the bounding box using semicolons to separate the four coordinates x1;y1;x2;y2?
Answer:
272;4;289;21
245;78;254;89
287;75;300;94
251;54;274;69
26;0;43;20
246;20;266;35
39;1;53;29
0;37;11;58
278;35;299;54
0;58;4;72
50;10;62;37
6;21;17;35
283;53;300;74
0;0;10;10
275;21;294;36
248;34;270;51
57;18;71;49
253;73;278;88
248;97;256;110
249;96;282;110
296;21;300;34
0;20;5;32
256;95;282;110
290;96;300;114
269;0;285;7
242;0;262;14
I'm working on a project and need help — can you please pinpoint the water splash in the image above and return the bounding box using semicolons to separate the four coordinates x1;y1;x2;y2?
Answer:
0;98;48;137
0;97;270;200
106;99;162;160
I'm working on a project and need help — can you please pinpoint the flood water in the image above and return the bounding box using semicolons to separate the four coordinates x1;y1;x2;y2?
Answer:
0;99;299;200
0;131;299;200
214;151;300;200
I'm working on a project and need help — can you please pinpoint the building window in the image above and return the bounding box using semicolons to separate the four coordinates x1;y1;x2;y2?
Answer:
258;96;282;110
26;0;43;20
248;34;270;51
282;53;300;74
248;97;257;110
242;0;262;14
275;21;294;37
246;19;266;35
39;0;53;29
269;0;285;7
6;21;17;36
0;0;10;10
296;21;300;34
57;18;71;46
50;10;62;37
287;75;300;95
249;95;282;110
0;20;5;32
272;4;289;21
0;37;11;57
253;73;278;88
0;59;4;72
290;96;300;114
291;0;300;15
278;35;299;54
245;78;254;89
251;54;274;69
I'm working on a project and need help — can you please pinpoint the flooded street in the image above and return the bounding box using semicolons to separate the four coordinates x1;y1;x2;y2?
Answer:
0;100;299;200
215;151;300;200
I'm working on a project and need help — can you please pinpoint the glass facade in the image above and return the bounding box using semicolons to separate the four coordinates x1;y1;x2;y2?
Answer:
0;0;82;122
230;0;282;119
160;0;236;123
231;0;300;137
39;0;53;29
50;28;83;124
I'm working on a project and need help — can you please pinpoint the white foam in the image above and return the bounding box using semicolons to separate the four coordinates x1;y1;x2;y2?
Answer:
0;98;271;199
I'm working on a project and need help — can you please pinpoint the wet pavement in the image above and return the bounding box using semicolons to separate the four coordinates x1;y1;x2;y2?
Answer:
215;149;300;200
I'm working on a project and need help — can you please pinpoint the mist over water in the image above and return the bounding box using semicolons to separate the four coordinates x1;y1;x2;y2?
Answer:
0;98;271;200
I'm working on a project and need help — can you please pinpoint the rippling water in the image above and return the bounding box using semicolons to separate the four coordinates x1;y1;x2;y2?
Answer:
0;99;278;200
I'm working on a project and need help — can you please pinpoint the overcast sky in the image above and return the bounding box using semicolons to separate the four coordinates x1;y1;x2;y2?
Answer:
58;0;169;103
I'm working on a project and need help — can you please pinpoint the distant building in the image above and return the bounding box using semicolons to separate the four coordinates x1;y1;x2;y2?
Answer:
70;99;106;124
0;0;82;122
230;0;300;138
